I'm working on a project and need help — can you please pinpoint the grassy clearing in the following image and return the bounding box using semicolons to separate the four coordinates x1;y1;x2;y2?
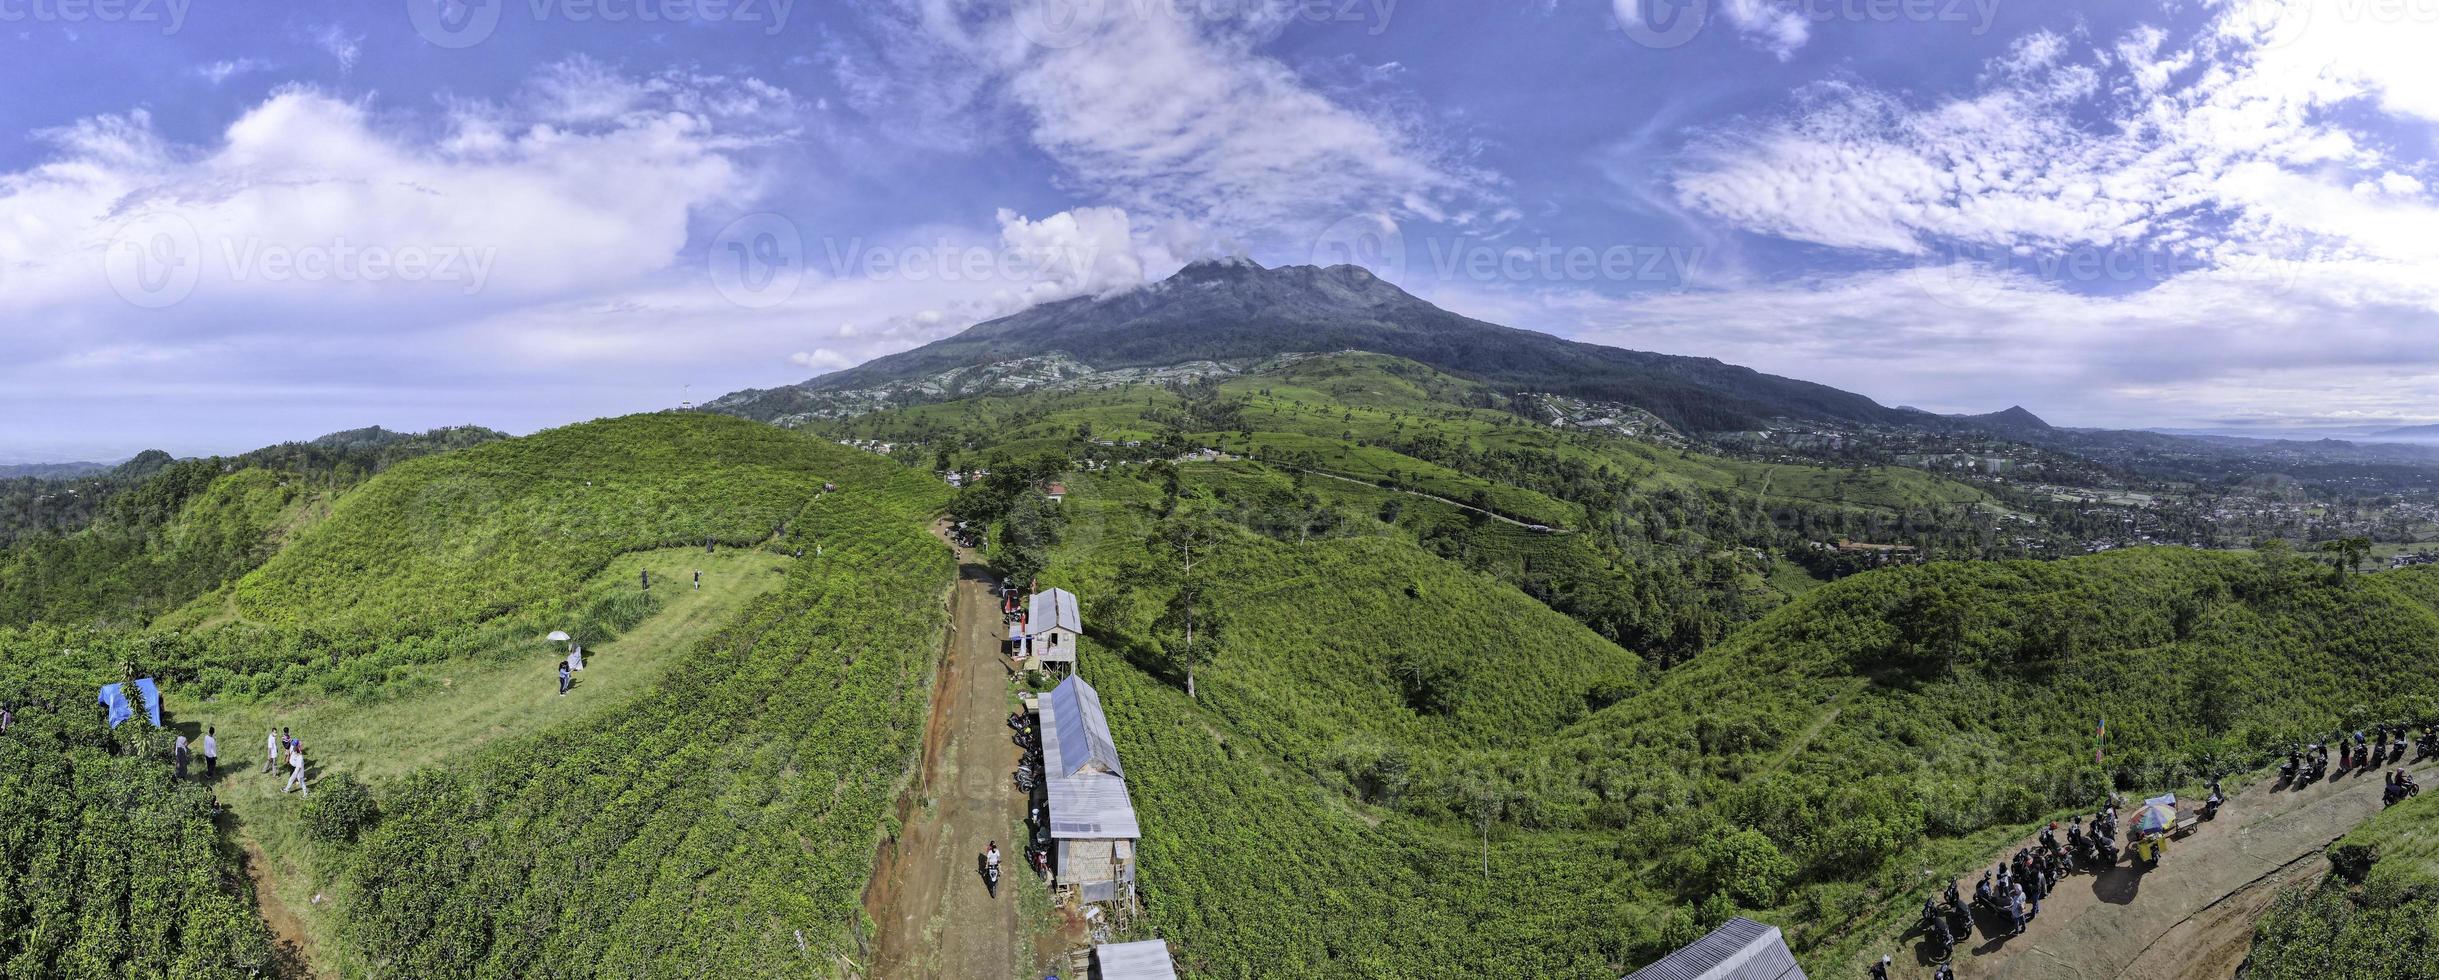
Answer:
173;545;792;977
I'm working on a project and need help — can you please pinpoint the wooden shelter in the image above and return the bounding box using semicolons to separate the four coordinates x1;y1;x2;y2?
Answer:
1023;588;1083;669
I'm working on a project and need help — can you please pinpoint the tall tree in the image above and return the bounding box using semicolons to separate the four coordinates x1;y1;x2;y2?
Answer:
1148;517;1226;699
2319;536;2372;583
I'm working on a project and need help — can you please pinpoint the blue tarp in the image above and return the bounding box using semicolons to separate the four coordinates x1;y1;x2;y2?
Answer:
97;679;162;729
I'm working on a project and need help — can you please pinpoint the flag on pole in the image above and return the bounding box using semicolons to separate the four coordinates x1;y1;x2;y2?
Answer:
2094;716;2108;763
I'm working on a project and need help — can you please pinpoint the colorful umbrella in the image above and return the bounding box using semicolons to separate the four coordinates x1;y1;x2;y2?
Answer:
2134;800;2178;835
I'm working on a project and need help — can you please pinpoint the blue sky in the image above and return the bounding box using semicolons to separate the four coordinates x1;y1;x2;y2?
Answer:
4;0;2438;459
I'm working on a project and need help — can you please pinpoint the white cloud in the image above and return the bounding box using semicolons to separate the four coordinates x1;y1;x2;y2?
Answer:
790;348;853;370
877;0;1492;242
312;24;363;74
1419;255;2439;429
0;63;829;455
196;59;270;86
1720;0;1811;60
992;205;1155;307
1584;0;2439;429
1665;0;2439;266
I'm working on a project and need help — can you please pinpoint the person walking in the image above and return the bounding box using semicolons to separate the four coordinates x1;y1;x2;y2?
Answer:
693;569;701;590
265;727;280;774
2008;881;2028;937
202;726;218;777
173;734;191;779
559;662;573;696
568;645;583;673
284;741;308;796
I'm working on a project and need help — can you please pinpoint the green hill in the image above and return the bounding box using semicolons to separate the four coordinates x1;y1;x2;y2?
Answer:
836;353;2000;664
0;413;955;979
0;424;505;629
1030;457;2439;976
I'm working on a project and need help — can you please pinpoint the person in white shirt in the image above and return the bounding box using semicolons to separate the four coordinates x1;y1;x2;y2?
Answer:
202;727;219;777
284;742;308;796
265;728;280;774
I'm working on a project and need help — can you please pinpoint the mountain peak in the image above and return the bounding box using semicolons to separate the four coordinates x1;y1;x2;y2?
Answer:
1990;405;2050;427
1167;256;1268;282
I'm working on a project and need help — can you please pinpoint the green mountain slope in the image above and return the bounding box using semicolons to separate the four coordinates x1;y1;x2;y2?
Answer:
0;425;505;628
1027;457;2439;975
342;491;952;978
845;353;1999;663
0;413;954;980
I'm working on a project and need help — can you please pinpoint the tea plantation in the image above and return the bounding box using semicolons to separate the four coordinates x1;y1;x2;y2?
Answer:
0;413;954;979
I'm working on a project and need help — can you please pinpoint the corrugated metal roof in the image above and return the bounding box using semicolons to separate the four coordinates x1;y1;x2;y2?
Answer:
1044;675;1123;780
1046;773;1140;840
1029;588;1083;635
1040;675;1140;841
1622;918;1805;980
1096;940;1179;980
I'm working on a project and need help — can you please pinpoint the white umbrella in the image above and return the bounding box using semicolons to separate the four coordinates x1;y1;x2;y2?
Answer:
546;631;571;642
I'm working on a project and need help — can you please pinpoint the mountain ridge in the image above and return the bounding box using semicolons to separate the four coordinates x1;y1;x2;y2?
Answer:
714;259;1964;434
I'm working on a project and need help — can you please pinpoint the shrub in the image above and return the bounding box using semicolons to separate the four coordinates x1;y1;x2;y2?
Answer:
303;773;382;844
1690;827;1798;908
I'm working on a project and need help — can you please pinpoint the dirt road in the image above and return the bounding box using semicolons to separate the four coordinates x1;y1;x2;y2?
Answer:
1917;756;2434;980
864;529;1030;979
